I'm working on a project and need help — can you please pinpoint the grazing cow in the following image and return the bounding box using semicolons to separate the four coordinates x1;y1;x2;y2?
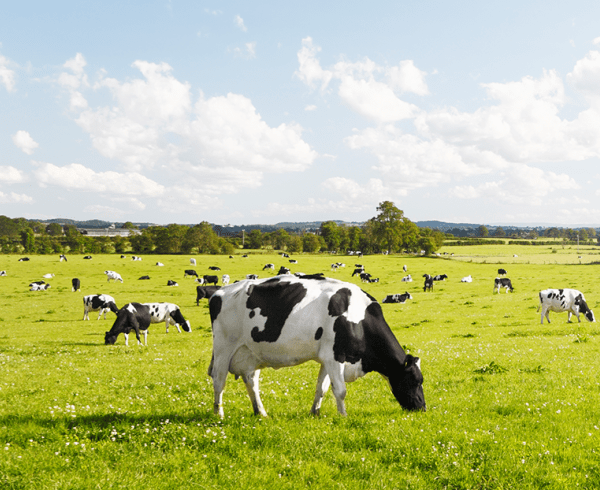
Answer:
246;274;258;280
208;275;426;417
139;275;150;280
209;266;221;271
355;264;364;269
196;285;222;305
401;275;412;282
537;289;595;324
83;255;92;260
331;263;339;272
242;254;249;258
382;292;412;304
423;274;434;292
229;256;234;259
278;266;291;275
18;257;30;262
83;294;119;320
498;268;507;276
222;274;230;286
370;278;380;283
0;271;6;276
156;262;164;267
433;274;448;281
184;269;198;278
195;277;205;285
403;265;408;272
143;302;191;333
105;270;123;283
43;273;55;279
263;263;275;271
72;278;81;291
351;268;364;277
359;272;372;283
282;253;290;258
105;303;152;346
190;258;197;266
132;256;142;261
59;254;67;262
289;259;298;264
461;275;473;283
30;283;50;291
203;275;219;286
167;280;179;287
493;278;514;293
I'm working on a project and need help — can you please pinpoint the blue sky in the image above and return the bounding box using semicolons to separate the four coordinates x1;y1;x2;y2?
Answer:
2;1;600;226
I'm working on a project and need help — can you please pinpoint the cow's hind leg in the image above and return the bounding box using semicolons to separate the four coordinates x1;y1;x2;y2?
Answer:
242;370;267;417
310;364;331;416
324;361;347;416
209;354;230;418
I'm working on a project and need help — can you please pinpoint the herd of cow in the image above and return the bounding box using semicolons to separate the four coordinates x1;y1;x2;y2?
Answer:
6;253;597;418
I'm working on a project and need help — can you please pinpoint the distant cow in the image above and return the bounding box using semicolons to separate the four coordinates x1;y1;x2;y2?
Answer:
382;292;412;304
401;275;412;282
18;257;30;262
156;262;164;267
208;275;426;417
263;263;275;271
0;271;6;276
538;289;595;324
132;256;142;261
289;259;298;264
72;278;81;291
498;268;507;276
203;275;219;286
278;266;291;275
359;272;372;283
433;274;447;281
196;285;222;305
167;280;179;287
83;294;119;320
190;258;197;266
83;255;92;260
246;274;258;280
209;266;221;271
184;269;198;278
30;283;50;291
42;273;55;279
105;303;151;346
120;255;127;259
351;268;364;277
143;302;191;334
461;275;473;283
423;274;434;292
403;265;407;272
59;254;67;262
139;275;150;280
222;274;230;286
493;277;514;293
105;270;123;283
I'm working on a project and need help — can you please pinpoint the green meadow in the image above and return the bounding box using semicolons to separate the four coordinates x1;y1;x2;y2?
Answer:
1;246;600;489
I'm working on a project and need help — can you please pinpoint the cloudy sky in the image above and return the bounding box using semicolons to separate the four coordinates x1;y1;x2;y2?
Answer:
2;1;600;226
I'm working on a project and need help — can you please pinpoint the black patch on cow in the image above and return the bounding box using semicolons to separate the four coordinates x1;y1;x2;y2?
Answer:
298;273;326;280
328;288;351;317
209;295;222;324
246;278;307;343
362;289;378;303
249;310;255;319
332;316;365;364
315;327;323;340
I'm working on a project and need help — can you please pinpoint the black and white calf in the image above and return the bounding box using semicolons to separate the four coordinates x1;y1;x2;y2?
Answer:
139;275;150;280
351;267;364;277
493;278;514;293
132;256;142;261
83;294;119;320
537;289;595;324
208;275;426;417
143;302;191;333
83;255;92;260
359;272;372;283
19;257;30;262
196;285;222;305
382;292;412;304
105;303;152;346
105;270;123;283
72;278;81;291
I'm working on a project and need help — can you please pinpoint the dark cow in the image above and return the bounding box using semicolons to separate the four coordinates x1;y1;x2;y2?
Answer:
105;303;152;346
209;266;221;271
208;275;426;417
498;268;507;276
289;259;298;264
351;268;364;277
433;274;448;281
196;285;222;305
167;280;179;286
494;277;514;293
423;274;434;292
184;269;198;278
538;288;595;324
382;292;412;304
203;275;219;286
83;294;119;320
83;255;92;260
72;278;81;292
359;272;372;283
18;257;30;262
139;275;150;280
281;253;290;258
60;254;68;262
278;266;291;275
0;271;6;276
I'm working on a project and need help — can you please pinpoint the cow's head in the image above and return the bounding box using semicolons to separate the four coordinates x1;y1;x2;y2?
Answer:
576;295;595;322
106;301;119;314
389;355;426;411
104;331;118;345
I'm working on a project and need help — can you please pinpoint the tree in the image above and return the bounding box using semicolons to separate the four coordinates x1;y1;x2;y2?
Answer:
370;201;405;253
320;221;341;251
182;222;220;254
20;228;35;253
302;233;321;253
494;227;506;237
287;235;303;253
46;223;63;236
246;229;263;249
477;225;489;238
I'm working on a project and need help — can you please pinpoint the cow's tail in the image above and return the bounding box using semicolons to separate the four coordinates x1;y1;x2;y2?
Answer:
537;291;542;312
207;353;214;377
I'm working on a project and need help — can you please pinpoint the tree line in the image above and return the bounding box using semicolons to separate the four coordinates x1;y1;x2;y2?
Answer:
0;202;448;256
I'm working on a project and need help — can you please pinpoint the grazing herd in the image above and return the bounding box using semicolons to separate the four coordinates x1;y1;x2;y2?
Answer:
4;251;596;418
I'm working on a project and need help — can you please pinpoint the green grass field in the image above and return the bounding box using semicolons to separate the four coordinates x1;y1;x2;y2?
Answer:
1;249;600;489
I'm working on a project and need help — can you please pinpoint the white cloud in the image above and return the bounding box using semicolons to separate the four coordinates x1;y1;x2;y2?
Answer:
0;191;33;203
0;53;15;92
305;104;317;111
234;15;247;32
33;162;165;196
58;53;90;110
11;130;39;155
233;42;256;59
295;37;333;91
0;166;26;184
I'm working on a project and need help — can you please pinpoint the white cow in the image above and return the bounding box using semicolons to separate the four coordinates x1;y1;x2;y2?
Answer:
104;270;123;283
190;258;197;266
401;275;412;282
221;274;230;286
538;289;595;324
461;275;473;283
208;275;426;418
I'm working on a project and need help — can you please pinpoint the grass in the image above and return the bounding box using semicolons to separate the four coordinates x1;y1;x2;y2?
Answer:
1;249;600;488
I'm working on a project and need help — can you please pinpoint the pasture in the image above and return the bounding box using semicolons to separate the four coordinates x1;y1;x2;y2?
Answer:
1;248;600;489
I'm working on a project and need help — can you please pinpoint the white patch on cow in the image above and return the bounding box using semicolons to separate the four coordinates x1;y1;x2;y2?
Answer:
126;303;137;314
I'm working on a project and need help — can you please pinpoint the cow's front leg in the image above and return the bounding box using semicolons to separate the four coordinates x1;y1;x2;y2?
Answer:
310;364;331;416
242;370;267;417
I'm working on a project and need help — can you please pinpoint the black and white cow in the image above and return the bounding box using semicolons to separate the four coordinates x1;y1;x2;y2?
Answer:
222;274;230;286
537;289;595;324
196;285;222;305
208;275;426;417
289;259;298;264
132;256;142;261
401;275;412;282
359;272;372;283
184;269;198;278
83;294;119;320
0;271;7;276
403;265;408;272
59;254;67;262
143;302;191;333
105;270;123;283
498;268;507;276
461;275;473;283
203;275;219;286
156;262;164;267
18;257;30;262
120;255;127;259
263;263;275;271
423;274;434;292
83;255;92;260
278;266;291;275
167;280;179;287
43;273;55;279
139;275;150;280
382;292;412;304
246;274;258;280
493;277;514;293
105;303;151;346
72;278;81;291
351;268;364;277
209;266;221;271
30;283;50;291
29;280;45;286
433;274;448;281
